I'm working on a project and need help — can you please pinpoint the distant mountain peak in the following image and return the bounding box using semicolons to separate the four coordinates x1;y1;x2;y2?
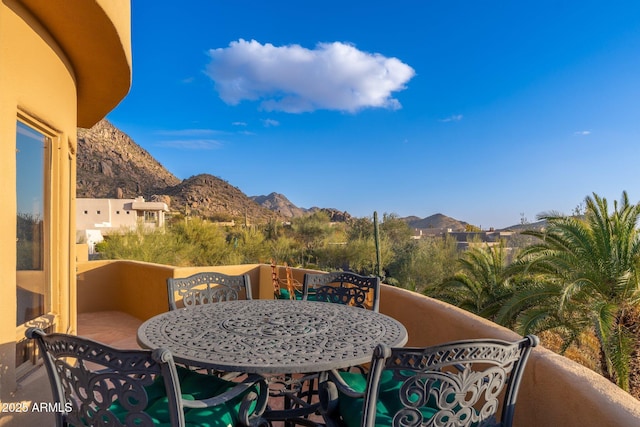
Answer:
401;213;468;231
250;192;307;218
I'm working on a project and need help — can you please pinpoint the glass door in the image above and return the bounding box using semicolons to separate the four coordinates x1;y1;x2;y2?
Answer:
15;120;50;373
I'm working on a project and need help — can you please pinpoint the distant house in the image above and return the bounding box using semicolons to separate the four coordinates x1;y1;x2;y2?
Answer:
76;197;169;252
447;229;515;249
411;228;449;239
411;227;516;250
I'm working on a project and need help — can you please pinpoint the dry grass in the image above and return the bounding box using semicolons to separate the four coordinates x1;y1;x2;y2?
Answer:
537;329;601;372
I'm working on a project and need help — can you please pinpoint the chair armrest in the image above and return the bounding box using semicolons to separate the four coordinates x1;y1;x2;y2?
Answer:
182;374;269;426
320;369;366;425
182;374;268;409
326;369;365;399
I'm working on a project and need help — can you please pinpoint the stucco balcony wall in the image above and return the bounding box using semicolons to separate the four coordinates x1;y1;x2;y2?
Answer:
71;261;640;426
380;285;640;426
77;260;267;319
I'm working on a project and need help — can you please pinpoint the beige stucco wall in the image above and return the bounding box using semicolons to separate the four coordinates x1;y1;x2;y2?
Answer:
0;1;77;400
72;261;640;426
0;0;131;408
17;0;132;127
76;261;265;319
379;285;640;427
7;260;640;425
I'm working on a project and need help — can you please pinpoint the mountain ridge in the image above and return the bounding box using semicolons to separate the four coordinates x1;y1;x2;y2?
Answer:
76;119;474;229
403;213;469;231
77;120;280;222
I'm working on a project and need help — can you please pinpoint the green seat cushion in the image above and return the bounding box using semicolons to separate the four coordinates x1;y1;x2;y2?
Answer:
107;367;256;427
277;289;304;300
277;289;291;299
337;370;437;427
305;290;318;301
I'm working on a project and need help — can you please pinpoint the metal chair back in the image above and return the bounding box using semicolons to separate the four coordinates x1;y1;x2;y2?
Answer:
167;271;252;310
303;271;380;311
26;327;185;427
27;327;268;426
362;335;539;427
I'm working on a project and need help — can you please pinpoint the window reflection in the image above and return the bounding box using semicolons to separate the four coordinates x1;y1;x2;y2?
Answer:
16;121;48;326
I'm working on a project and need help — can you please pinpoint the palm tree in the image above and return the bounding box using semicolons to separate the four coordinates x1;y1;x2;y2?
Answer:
502;192;640;396
432;241;515;321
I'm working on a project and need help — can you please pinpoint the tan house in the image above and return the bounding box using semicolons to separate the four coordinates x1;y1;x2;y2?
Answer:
0;0;132;411
2;1;640;426
76;197;169;252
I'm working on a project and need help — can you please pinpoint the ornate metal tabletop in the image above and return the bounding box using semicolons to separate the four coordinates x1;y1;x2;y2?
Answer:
137;299;408;374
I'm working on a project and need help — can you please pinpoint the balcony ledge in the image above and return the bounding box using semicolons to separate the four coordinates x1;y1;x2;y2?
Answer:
3;260;639;427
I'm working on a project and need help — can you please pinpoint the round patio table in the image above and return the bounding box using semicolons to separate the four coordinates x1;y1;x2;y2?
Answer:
137;299;408;375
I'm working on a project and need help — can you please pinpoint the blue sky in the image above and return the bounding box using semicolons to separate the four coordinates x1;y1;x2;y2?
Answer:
107;1;640;229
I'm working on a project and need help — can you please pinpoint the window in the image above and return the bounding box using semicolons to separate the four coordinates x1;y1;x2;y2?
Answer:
15;120;52;374
144;211;157;224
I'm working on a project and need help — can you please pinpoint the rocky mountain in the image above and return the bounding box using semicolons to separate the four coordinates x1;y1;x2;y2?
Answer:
76;120;281;223
77;119;180;199
249;192;352;222
250;192;307;218
251;192;351;222
76;120;473;227
164;174;280;223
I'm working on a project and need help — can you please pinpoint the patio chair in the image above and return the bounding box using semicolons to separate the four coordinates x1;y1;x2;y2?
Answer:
26;327;268;427
320;335;539;427
302;271;380;312
294;272;381;411
167;271;252;311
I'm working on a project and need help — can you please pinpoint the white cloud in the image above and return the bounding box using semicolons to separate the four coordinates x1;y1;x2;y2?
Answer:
206;39;415;113
574;130;591;136
262;118;280;127
232;121;248;126
439;114;463;122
